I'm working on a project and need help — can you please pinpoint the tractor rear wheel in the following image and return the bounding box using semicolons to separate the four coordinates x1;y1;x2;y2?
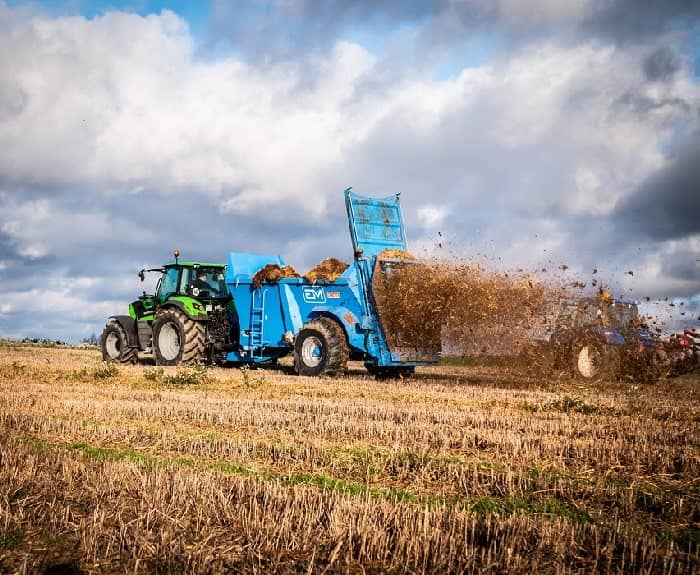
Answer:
572;340;619;381
294;318;348;377
153;308;205;366
101;321;137;364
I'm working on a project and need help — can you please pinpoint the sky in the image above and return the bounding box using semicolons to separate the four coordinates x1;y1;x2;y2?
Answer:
0;0;699;342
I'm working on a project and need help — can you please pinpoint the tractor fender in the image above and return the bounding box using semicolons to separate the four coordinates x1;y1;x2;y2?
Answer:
108;315;138;347
159;300;208;322
589;327;626;345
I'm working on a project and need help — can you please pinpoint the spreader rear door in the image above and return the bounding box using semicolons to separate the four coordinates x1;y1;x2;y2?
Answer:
344;188;407;257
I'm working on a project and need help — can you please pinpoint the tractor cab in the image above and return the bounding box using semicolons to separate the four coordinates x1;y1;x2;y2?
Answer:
130;261;231;322
153;263;230;305
553;297;642;335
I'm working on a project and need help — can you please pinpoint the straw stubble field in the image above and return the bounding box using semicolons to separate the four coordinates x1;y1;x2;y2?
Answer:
0;343;698;574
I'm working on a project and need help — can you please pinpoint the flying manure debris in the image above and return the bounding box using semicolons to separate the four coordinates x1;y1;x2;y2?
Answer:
371;256;560;356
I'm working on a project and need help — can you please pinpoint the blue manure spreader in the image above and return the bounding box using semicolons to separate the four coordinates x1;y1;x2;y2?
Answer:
223;188;440;376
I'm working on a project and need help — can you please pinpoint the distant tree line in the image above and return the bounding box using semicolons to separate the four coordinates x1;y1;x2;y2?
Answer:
0;334;100;347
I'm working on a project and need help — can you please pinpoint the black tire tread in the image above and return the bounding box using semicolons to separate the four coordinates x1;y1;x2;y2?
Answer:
101;322;137;364
153;307;205;366
571;338;619;381
294;318;349;377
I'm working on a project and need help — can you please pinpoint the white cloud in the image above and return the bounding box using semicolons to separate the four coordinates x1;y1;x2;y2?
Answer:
1;10;696;222
0;195;157;258
17;244;48;259
417;204;448;228
0;12;378;216
2;288;112;321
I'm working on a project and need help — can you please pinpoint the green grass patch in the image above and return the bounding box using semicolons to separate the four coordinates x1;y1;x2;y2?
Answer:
476;459;506;472
68;441;158;468
211;460;255;476
545;395;599;415
523;395;600;415
142;364;214;386
467;496;592;523
280;471;420;503
522;401;540;413
73;363;120;381
11;436;601;525
0;528;25;550
16;436;50;451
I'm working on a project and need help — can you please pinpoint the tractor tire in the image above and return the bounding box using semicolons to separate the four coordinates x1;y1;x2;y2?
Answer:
572;339;619;381
629;348;669;384
152;308;205;366
294;318;348;377
101;321;137;364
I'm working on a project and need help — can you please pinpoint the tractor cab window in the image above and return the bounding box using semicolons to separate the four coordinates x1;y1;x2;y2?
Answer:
571;302;599;328
569;300;639;331
553;304;577;330
186;268;228;299
608;302;638;331
157;267;180;303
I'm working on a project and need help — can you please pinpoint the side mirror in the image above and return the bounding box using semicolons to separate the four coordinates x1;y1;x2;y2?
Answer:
138;269;145;282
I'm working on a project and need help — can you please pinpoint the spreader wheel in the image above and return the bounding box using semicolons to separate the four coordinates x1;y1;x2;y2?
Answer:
294;318;348;377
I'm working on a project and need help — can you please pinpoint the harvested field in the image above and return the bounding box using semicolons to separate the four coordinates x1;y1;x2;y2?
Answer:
0;343;698;574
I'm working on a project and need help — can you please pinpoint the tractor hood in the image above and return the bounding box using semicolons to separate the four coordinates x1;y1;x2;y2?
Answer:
591;327;626;345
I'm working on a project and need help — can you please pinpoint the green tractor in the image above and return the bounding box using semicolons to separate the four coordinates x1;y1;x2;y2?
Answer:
100;251;239;365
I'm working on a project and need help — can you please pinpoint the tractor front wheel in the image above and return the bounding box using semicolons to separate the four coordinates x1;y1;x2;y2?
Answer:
101;321;137;364
294;318;348;377
153;308;205;366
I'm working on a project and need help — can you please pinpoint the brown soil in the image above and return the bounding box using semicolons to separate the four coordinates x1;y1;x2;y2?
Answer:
304;258;349;282
252;264;300;288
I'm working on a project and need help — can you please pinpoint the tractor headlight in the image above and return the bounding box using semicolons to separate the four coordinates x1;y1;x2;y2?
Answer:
192;303;203;311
